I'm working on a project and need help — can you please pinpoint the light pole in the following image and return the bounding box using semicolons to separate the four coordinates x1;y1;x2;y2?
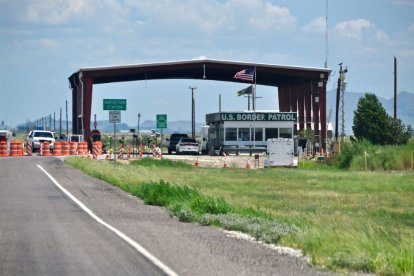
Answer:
137;113;141;144
189;86;197;138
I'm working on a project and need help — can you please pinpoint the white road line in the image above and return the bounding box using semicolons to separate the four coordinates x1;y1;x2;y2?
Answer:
36;164;178;276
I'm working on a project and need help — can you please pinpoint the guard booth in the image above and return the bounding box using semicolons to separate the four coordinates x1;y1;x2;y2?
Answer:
205;111;296;155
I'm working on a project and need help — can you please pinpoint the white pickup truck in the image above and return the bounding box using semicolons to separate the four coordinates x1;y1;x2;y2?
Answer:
27;130;55;152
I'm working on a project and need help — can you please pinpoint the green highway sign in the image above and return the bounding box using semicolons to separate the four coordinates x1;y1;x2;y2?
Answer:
103;99;127;111
156;114;167;129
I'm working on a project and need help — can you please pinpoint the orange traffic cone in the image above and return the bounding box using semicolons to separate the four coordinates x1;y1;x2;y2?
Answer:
194;157;199;166
245;159;251;169
223;157;229;168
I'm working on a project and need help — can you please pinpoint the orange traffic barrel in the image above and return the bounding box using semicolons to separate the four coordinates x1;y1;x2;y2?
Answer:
10;142;18;157
78;142;87;156
69;142;77;155
42;142;50;156
77;142;84;155
82;142;89;155
0;141;7;157
53;142;62;156
17;142;24;156
62;142;70;156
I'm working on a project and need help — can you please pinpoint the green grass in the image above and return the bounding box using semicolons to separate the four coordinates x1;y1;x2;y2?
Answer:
328;139;414;171
65;157;414;275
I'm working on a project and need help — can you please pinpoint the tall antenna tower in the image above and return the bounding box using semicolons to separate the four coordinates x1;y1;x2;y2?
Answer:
325;0;329;68
335;63;348;141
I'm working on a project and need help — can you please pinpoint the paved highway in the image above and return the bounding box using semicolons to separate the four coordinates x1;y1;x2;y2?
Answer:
0;157;331;275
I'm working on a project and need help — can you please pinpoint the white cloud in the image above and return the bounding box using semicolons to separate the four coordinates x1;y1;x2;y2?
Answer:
302;17;326;35
25;0;94;24
375;29;391;44
398;48;414;58
392;0;414;7
126;0;295;34
334;19;373;40
248;1;296;32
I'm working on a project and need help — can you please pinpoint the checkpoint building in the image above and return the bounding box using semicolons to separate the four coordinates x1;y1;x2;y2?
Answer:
68;58;331;152
205;111;296;155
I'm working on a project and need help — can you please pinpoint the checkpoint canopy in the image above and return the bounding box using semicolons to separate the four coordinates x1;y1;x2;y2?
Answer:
68;58;330;152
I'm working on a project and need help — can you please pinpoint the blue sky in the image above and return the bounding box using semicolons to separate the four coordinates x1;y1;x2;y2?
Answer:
1;0;413;128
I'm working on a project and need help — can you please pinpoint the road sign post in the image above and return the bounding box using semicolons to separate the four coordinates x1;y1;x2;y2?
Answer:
105;99;127;161
156;114;167;150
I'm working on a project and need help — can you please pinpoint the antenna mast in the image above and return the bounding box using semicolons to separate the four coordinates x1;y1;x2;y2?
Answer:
325;0;329;68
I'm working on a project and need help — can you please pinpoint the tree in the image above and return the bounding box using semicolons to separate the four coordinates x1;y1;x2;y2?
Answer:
352;93;412;145
386;117;412;145
352;93;389;144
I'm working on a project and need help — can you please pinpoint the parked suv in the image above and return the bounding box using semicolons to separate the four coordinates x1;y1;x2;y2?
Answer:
168;133;188;154
27;130;55;152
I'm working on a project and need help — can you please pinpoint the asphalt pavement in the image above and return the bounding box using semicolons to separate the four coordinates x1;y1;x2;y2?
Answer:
0;157;332;275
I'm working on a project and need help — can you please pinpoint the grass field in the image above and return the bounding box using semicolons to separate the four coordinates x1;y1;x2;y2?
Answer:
65;157;414;275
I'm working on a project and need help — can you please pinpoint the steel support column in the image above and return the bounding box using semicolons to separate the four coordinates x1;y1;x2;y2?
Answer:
297;84;305;135
290;85;298;135
312;82;320;152
278;86;285;112
304;83;312;130
82;77;93;142
72;85;78;135
319;80;327;152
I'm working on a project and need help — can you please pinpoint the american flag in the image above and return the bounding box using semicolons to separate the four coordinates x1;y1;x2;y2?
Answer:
233;67;255;82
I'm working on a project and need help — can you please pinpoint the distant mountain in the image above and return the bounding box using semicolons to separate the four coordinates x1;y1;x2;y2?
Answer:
91;119;203;134
327;91;414;135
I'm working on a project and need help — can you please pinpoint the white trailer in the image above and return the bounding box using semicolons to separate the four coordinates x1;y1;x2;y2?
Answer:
266;138;297;167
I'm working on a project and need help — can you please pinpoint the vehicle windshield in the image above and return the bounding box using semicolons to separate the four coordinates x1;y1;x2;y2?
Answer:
34;132;53;138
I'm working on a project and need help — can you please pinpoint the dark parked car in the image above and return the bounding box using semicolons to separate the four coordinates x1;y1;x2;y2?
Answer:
168;133;188;154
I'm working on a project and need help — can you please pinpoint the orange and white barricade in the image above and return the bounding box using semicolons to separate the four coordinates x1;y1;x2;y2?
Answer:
117;144;123;159
139;144;143;158
127;144;131;159
92;142;98;159
27;142;33;156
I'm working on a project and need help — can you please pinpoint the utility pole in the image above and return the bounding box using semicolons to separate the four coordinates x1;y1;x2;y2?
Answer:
219;94;221;112
340;81;347;139
137;113;141;145
66;100;69;135
335;63;347;141
189;86;197;138
59;108;62;136
394;56;397;119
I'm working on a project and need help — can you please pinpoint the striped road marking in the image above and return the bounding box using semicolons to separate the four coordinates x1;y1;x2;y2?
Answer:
37;164;178;276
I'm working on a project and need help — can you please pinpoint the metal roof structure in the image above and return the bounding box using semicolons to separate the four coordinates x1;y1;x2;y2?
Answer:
70;58;330;86
68;58;331;152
